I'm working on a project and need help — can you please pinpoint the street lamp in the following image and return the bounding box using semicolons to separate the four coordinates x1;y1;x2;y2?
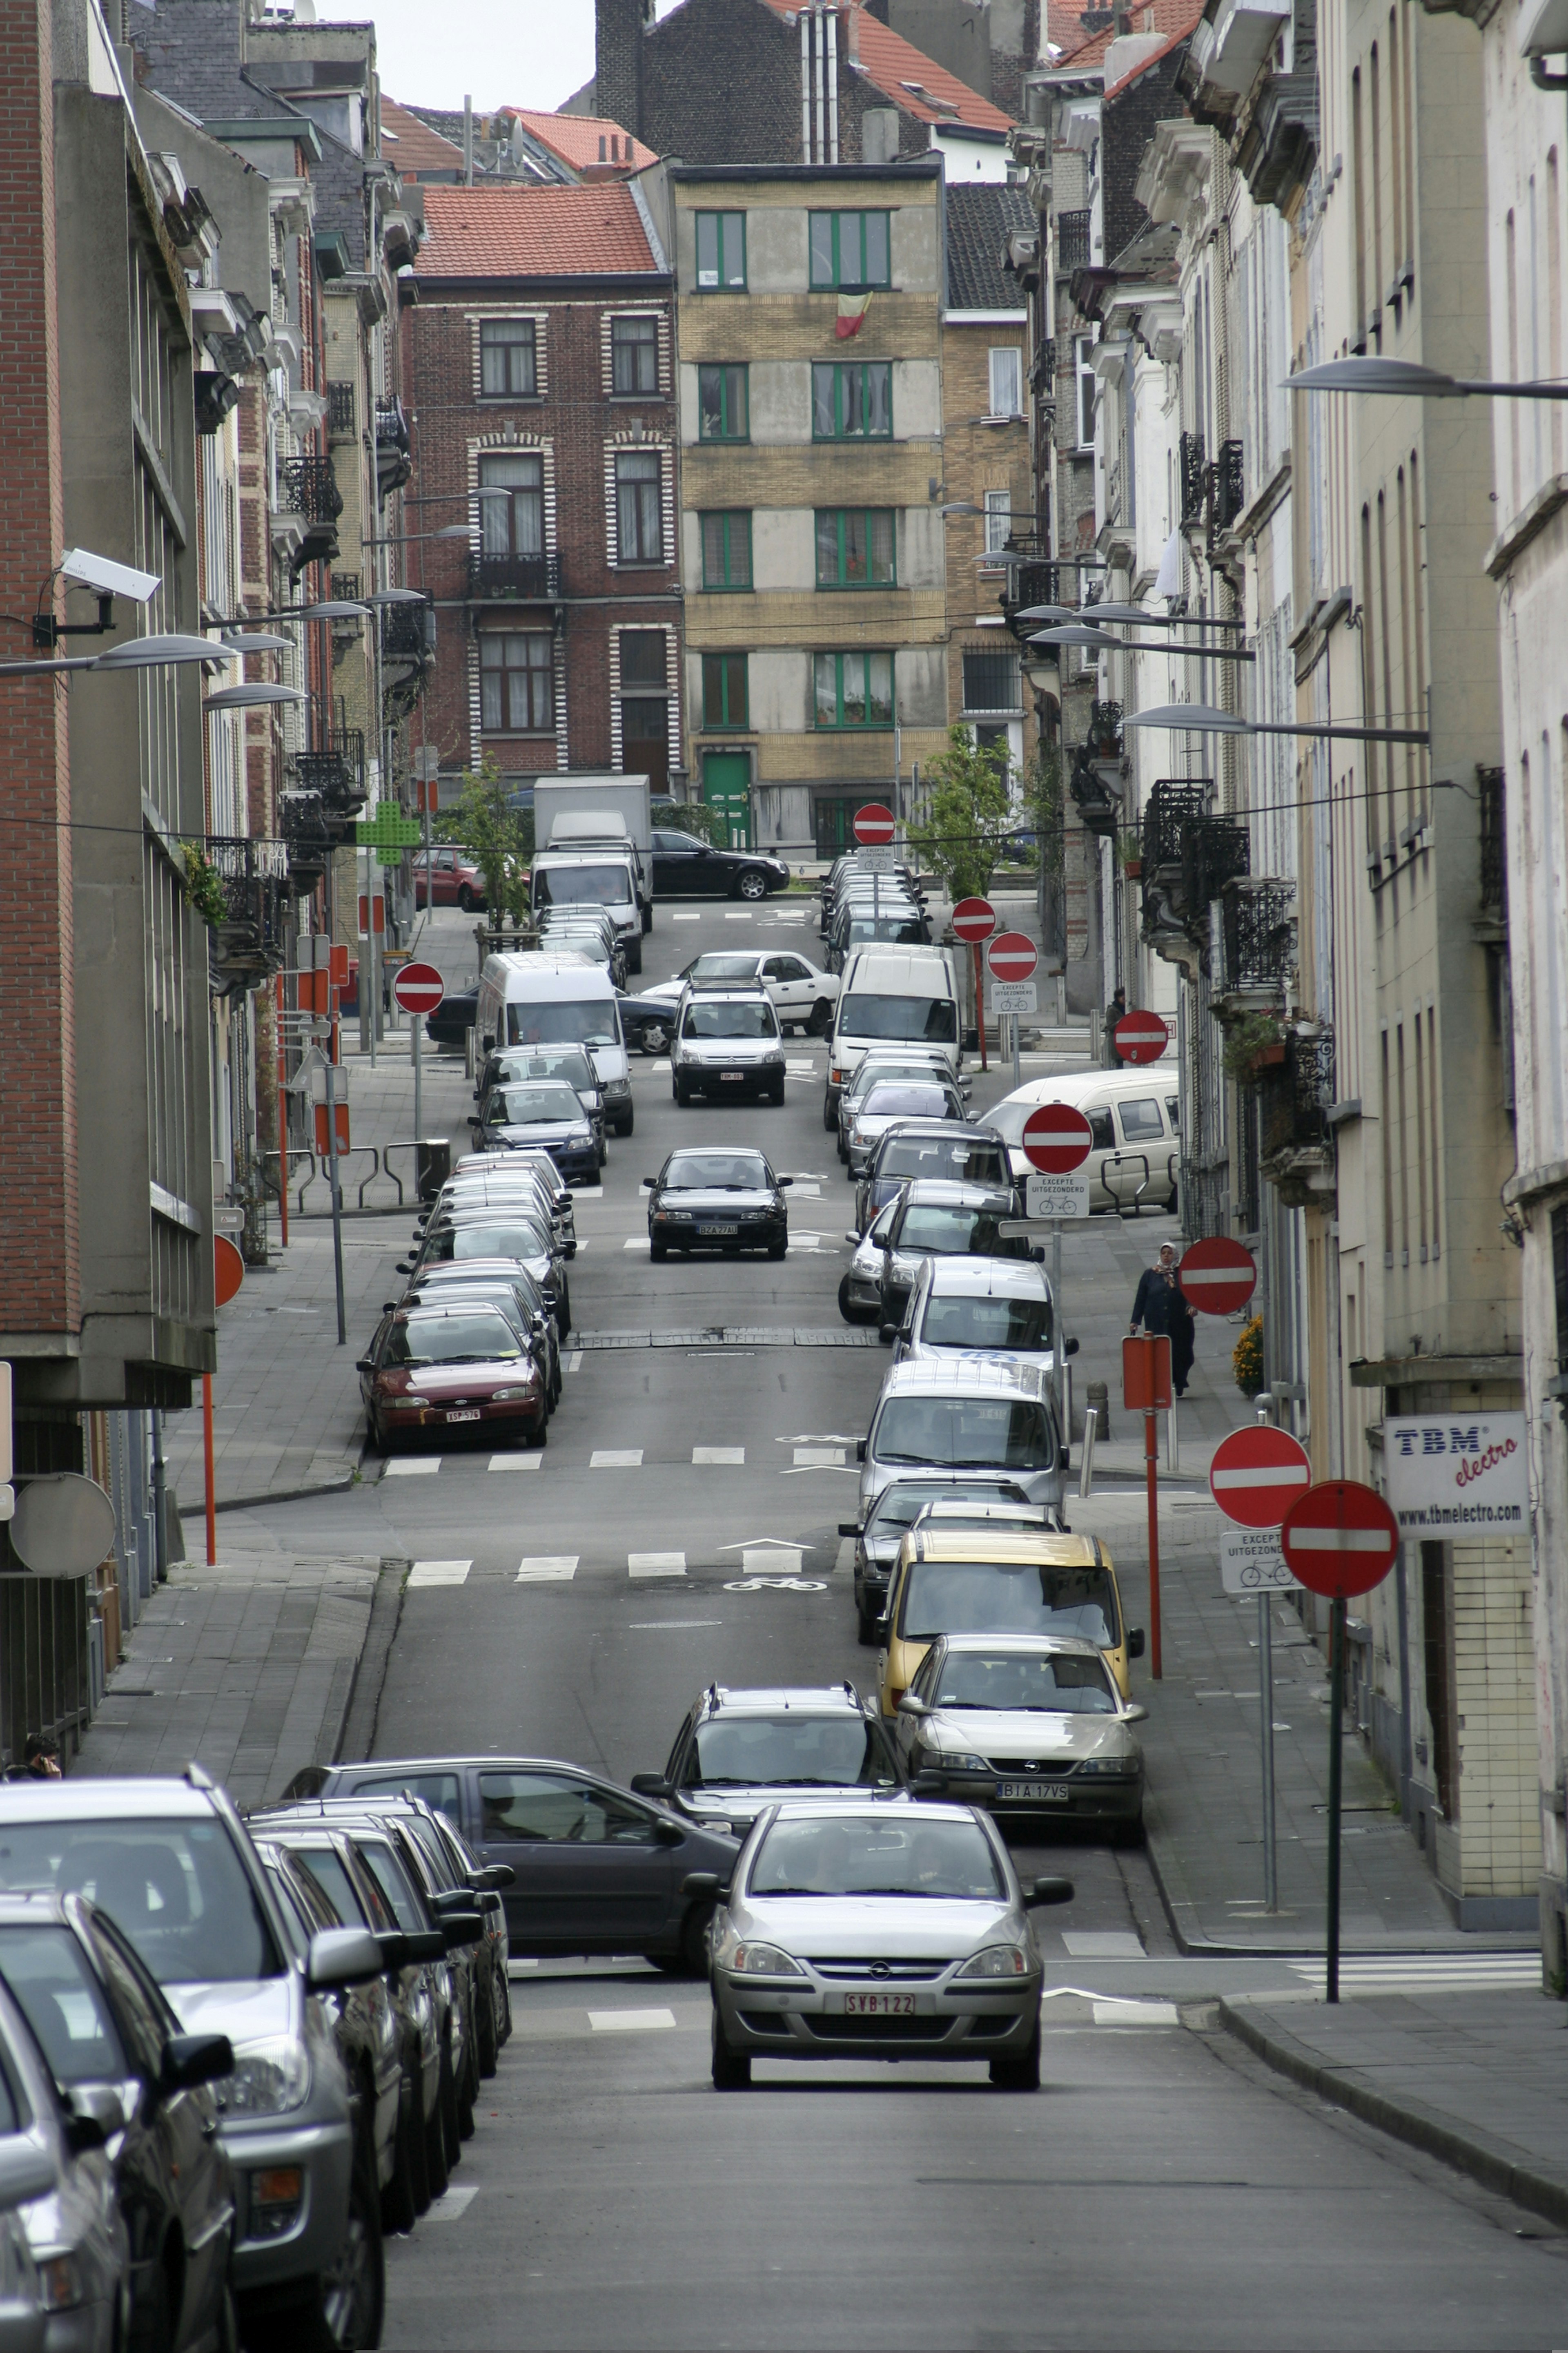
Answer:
96;634;232;671
1031;626;1256;663
362;523;481;548
204;682;309;711
1288;357;1568;402
1125;699;1429;746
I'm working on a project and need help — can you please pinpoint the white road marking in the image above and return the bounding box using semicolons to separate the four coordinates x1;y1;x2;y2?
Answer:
517;1556;578;1581
591;1448;644;1468
570;1185;604;1201
623;1238;648;1251
787;1181;822;1196
488;1453;541;1471
743;1545;804;1575
1289;1954;1541;1994
693;1446;745;1465
424;2187;479;2219
1062;1931;1145;1959
793;1445;844;1467
723;910;754;920
627;1619;723;1629
587;2008;678;2032
566;1352;583;1372
629;1552;686;1576
672;912;702;921
382;1458;441;1476
409;1560;472;1587
1092;1999;1180;2027
789;1232;822;1250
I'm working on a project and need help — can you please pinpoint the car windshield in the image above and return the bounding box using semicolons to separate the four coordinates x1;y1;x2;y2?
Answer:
385;1311;521;1367
923;1292;1053;1350
896;1206;1025;1258
533;864;632;908
682;1002;778;1040
880;1138;1007;1188
541;929;611;962
861;1085;950;1120
491;1084;584;1127
506;1000;620;1049
900;1562;1118;1645
425;1224;547;1266
688;1717;884;1788
874;1396;1056;1471
931;1650;1118;1714
0;1924;130;2084
749;1815;1003;1900
841;993;957;1044
0;1819;281;1985
848;1062;946;1103
496;1050;595;1093
868;1480;1028;1538
846;917;924;944
683;955;759;980
662;1152;771;1191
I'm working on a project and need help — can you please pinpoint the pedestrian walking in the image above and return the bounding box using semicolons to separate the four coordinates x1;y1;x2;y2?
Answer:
1129;1240;1196;1397
1104;985;1126;1067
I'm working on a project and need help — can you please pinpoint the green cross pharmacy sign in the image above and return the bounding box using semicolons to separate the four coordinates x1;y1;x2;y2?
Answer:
355;803;423;867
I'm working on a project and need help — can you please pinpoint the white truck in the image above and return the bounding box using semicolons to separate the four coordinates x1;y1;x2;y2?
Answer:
533;774;652;855
530;778;654;972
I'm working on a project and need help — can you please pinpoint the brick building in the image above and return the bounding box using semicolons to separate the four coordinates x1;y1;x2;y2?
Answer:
401;181;680;797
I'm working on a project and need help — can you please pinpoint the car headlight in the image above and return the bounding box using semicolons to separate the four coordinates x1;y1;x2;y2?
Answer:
399;1394;432;1408
728;1943;807;1977
954;1944;1031;1980
569;1126;593;1144
1075;1757;1138;1778
492;1385;537;1401
657;1208;692;1221
37;2255;83;2313
604;1077;631;1099
935;1751;992;1773
220;2034;312;2117
762;1050;784;1066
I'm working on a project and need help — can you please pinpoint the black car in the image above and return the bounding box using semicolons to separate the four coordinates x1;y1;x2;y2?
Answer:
854;1121;1017;1237
474;1047;606;1162
617;992;677;1057
402;1209;571;1335
425;985;477;1049
646;1146;792;1260
650;828;790;903
469;1078;600;1186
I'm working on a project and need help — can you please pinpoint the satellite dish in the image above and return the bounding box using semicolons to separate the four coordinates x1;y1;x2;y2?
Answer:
10;1474;117;1579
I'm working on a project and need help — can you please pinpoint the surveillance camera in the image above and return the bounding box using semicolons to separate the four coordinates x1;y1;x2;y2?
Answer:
58;549;160;604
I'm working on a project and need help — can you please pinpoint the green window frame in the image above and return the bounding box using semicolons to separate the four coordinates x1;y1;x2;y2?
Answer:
808;210;892;291
702;652;749;729
698;364;749;442
695;211;746;290
813;651;894;730
811;361;893;440
700;511;753;591
814;508;895;588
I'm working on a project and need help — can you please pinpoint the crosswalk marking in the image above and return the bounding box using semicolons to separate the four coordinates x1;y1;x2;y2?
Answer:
743;1546;804;1575
793;1445;844;1466
1092;1999;1180;2027
588;2008;677;2032
566;1352;583;1372
1062;1931;1145;1959
570;1184;604;1201
723;911;754;921
623;1238;647;1251
517;1556;577;1581
628;1552;686;1577
1290;1954;1540;1994
789;1233;822;1251
409;1560;472;1587
488;1452;541;1471
672;912;701;922
382;1458;441;1476
786;1180;822;1195
693;1446;744;1465
591;1448;644;1468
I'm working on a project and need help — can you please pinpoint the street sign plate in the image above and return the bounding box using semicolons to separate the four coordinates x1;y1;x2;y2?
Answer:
987;930;1039;984
1021;1103;1094;1174
856;845;896;872
989;981;1038;1014
393;958;446;1017
1123;1332;1172;1412
1180;1236;1257;1316
213;1206;245;1233
1280;1479;1400;1600
1025;1171;1089;1220
1114;1008;1170;1064
852;802;896;847
1220;1526;1301;1595
951;896;997;943
1208;1425;1313;1529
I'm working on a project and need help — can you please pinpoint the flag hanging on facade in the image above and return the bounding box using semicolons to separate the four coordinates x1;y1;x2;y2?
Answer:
835;291;873;340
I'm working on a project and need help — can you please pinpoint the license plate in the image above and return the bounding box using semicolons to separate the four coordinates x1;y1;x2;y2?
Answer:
838;1991;918;2016
719;1070;745;1082
997;1780;1069;1803
444;1410;481;1424
701;1224;739;1236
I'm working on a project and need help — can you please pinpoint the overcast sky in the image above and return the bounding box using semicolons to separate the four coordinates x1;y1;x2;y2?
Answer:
312;0;683;115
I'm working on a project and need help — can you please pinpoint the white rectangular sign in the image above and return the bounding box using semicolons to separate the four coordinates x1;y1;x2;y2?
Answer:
990;981;1038;1014
214;1207;245;1233
1383;1412;1528;1536
855;845;896;871
1220;1526;1302;1595
1025;1172;1090;1220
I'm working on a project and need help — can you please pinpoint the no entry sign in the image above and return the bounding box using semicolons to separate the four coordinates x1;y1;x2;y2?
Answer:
951;896;997;943
214;1235;245;1308
1179;1236;1257;1316
1114;1008;1169;1065
393;959;446;1018
1280;1479;1401;1600
987;931;1039;984
852;802;896;847
1208;1426;1312;1530
1021;1102;1093;1175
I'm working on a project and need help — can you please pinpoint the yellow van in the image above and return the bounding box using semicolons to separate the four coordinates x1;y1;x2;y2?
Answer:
876;1529;1143;1715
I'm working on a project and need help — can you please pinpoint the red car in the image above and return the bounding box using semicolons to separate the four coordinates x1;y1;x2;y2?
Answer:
357;1302;547;1451
413;846;487;910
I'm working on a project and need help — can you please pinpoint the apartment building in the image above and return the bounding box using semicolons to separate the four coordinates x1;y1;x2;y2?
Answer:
671;159;948;855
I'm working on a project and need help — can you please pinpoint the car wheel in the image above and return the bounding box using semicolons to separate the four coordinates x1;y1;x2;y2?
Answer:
616;1107;634;1137
822;1098;838;1133
366;1411;387;1457
989;2021;1042;2092
710;2008;751;2089
735;868;767;901
313;2128;385;2353
673;1076;689;1106
626;938;643;975
526;1413;548;1448
809;998;832;1034
457;885;474;912
855;1604;880;1647
646;1021;672;1057
768;1077;785;1106
128;2237;175;2353
476;1969;499;2079
1114;1811;1146;1849
767;1238;787;1260
838;1272;873;1325
423;2049;449;2201
381;2066;420;2236
439;2030;461;2170
650;1240;667;1260
557;1289;571;1335
642;902;653;934
682;1902;716;1978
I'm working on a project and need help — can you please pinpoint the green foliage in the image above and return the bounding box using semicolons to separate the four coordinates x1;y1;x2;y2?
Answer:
439;761;532;924
905;727;1014;903
1232;1313;1264;1397
1222;1010;1287;1084
1020;743;1064;876
179;841;229;929
652;797;723;845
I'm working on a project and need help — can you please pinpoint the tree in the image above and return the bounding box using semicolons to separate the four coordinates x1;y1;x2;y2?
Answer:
437;760;532;923
905;727;1014;902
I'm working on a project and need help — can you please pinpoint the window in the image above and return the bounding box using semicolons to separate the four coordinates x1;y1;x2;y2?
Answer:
814;651;894;728
962;650;1020;711
983;488;1011;554
815;509;895;587
701;510;752;589
1076;336;1097;449
698;364;748;440
695;210;746;289
481;631;553;732
480;317;537;397
611;314;659;395
615;451;663;562
809;210;891;290
989;346;1023;417
619;629;666;689
479;1771;657;1845
812;360;892;439
479;452;543;555
702;652;748;729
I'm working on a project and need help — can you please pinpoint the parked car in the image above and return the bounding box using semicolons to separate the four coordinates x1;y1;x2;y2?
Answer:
649;830;791;901
0;2101;48;2353
837;1474;1041;1647
892;1634;1147;1839
854;1122;1015;1233
844;1080;966;1179
437;1160;577;1254
411;847;485;911
836;1047;970;1162
401;1209;570;1336
468;1077;601;1186
670;982;787;1108
475;1048;606;1164
618;993;678;1057
358;1301;549;1454
838;1179;1035;1327
632;1685;905;1842
0;1963;130;2353
706;1801;1071;2089
856;1358;1069;1531
637;952;838;1037
889;1257;1077;1392
645;1147;791;1260
397;1268;561;1412
424;986;477;1050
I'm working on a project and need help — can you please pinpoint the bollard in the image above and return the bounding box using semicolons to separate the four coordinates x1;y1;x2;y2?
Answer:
1078;1406;1098;1499
1085;1378;1110;1444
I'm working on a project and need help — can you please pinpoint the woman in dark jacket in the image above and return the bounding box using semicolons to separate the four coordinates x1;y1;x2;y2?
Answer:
1130;1243;1196;1397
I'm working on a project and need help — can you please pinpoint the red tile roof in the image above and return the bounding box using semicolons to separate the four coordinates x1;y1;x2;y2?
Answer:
381;98;465;177
756;0;1016;132
1102;11;1201;99
1054;0;1202;72
505;109;658;173
415;182;662;279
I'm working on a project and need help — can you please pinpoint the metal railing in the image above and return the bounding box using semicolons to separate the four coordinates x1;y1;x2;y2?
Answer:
204;836;293;982
1181;813;1249;911
1257;1030;1336;1161
277;454;343;526
1219;879;1296;993
330;571;361;602
327;381;356;437
1478;765;1506;919
1141;778;1207;872
466;550;562;601
0;1574;91;1771
1211;438;1245;536
381;601;435;663
1058;210;1091;274
279;790;333;886
1179;431;1207;528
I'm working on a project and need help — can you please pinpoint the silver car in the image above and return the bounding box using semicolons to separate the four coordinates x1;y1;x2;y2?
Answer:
844;1080;965;1179
890;1258;1080;1434
856;1358;1068;1523
0;1977;126;2353
833;1046;966;1158
704;1800;1071;2090
670;981;786;1107
838;1180;1034;1328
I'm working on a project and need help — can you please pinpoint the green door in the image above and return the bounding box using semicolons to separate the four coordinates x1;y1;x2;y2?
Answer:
814;795;884;859
702;752;751;850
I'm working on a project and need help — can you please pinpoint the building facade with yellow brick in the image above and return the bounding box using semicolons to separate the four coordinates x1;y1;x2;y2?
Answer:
670;161;949;857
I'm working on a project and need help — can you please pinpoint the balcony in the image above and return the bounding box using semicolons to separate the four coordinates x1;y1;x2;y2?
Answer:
1178;431;1207;529
1476;763;1507;947
467;550;563;603
1214;878;1296;1012
1140;780;1244;970
278;790;332;892
381;600;436;665
1181;813;1250;916
327;380;356;442
1255;1029;1336;1208
375;398;412;496
1068;703;1125;838
1210;438;1245;540
274;453;343;577
292;727;366;830
203;835;292;992
1058;209;1091;274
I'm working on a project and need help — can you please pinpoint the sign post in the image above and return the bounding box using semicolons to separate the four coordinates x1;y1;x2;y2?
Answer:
951;897;996;1073
394;960;446;1149
1022;1104;1091;1458
1209;1424;1312;1911
1122;1333;1172;1677
987;932;1038;1092
307;937;348;1347
1280;1480;1401;1999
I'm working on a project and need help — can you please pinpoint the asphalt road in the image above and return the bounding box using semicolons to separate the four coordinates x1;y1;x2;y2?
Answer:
238;894;1568;2350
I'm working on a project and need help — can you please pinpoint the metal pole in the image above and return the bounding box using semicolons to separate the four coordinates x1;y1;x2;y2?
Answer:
1051;1219;1064;1457
1259;1592;1278;1910
973;941;988;1071
150;1408;168;1583
368;852;379;1069
1326;1592;1346;2000
413;1009;423;1155
1012;1008;1021;1094
1166;1397;1179;1472
1145;1336;1162;1680
275;972;289;1251
202;1376;216;1567
324;1048;347;1347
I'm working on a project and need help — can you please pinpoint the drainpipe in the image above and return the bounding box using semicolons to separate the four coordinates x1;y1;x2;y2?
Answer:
815;8;826;166
802;10;812;162
463;93;474;186
827;8;840;164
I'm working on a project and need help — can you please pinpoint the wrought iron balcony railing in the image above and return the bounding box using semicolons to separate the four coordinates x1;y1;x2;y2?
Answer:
203;835;292;986
327;380;356;438
1058;210;1091;274
279;792;333;887
1141;778;1208;874
381;600;436;664
277;454;343;527
1211;438;1245;537
1478;764;1506;922
1257;1030;1336;1171
467;550;562;601
1181;813;1249;912
1218;879;1296;995
1178;431;1207;529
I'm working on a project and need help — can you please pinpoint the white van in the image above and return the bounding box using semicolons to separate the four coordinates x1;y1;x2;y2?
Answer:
824;947;962;1125
987;1068;1181;1213
530;844;644;973
475;952;635;1135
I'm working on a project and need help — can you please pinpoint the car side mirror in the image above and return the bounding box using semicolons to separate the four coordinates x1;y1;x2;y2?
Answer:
160;2034;232;2096
837;1523;861;1538
856;1439;867;1462
1058;1445;1071;1470
778;1175;794;1187
895;1692;929;1717
844;1231;860;1246
354;1357;373;1374
67;2083;128;2150
1122;1703;1149;1724
680;1871;731;1900
306;1927;385;1992
440;1912;485;1948
377;1928;447;1967
394;1261;412;1275
1127;1628;1146;1660
643;1176;658;1189
630;1773;672;1798
481;1033;495;1051
1065;1336;1080;1358
878;1323;898;1343
1022;1876;1075;1909
466;1116;480;1129
473;1863;515;1891
653;1819;686;1846
1031;1245;1047;1263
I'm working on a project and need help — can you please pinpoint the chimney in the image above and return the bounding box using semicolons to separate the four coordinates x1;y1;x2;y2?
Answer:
596;0;649;143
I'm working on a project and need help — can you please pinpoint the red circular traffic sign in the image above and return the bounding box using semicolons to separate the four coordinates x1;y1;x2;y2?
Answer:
1179;1236;1257;1316
987;931;1039;984
951;896;997;943
852;802;896;847
1114;1007;1169;1064
393;959;446;1017
214;1235;245;1308
1280;1480;1400;1599
1020;1102;1093;1175
1208;1426;1312;1530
